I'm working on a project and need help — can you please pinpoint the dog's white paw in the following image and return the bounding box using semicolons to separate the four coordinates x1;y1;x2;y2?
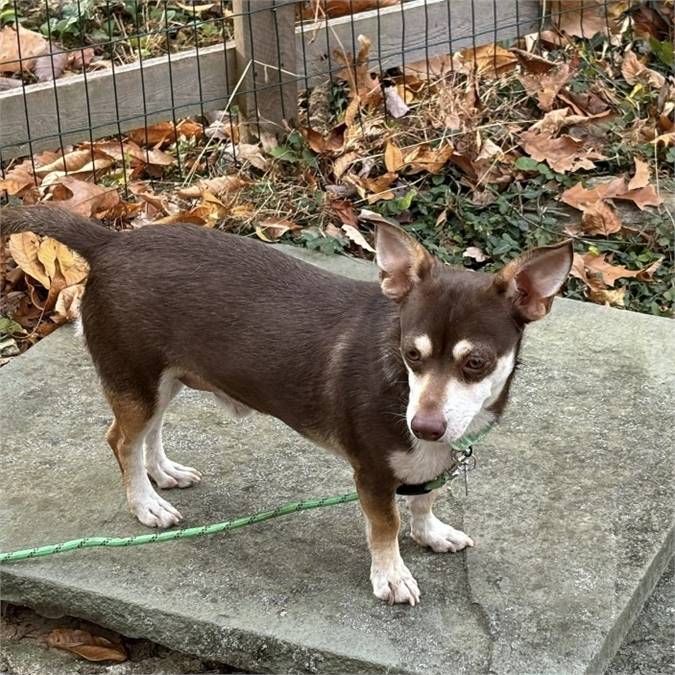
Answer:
147;459;202;489
411;514;474;553
130;491;183;528
371;559;421;606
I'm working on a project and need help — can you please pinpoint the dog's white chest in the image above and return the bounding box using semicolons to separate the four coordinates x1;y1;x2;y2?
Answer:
389;441;454;485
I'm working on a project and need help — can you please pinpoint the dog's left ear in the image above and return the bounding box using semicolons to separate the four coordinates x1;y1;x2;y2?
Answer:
495;240;573;322
375;223;435;302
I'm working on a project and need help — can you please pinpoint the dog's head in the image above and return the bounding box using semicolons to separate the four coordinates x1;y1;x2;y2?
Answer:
375;223;573;444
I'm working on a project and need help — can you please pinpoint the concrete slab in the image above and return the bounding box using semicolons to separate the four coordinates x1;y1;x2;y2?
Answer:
1;247;673;675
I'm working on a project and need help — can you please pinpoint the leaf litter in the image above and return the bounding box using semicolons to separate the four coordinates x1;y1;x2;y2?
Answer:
1;0;673;359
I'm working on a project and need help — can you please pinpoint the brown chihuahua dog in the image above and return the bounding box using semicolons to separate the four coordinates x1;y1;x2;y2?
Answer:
1;205;572;605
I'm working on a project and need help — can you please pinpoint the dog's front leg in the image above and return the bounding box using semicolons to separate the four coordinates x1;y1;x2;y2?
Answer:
355;474;420;606
407;490;474;553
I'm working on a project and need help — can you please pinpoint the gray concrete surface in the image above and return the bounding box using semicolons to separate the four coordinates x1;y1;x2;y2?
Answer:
1;247;673;674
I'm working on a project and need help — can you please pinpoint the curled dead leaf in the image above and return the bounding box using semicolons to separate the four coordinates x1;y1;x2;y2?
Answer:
456;44;517;77
520;131;605;172
48;176;121;218
518;62;575;111
0;25;47;74
177;175;249;199
621;49;665;89
627;158;650;191
53;283;85;323
254;218;300;242
341;224;374;253
47;629;127;663
384;142;404;173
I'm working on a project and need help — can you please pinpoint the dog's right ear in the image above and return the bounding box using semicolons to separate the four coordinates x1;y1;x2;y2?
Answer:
375;223;435;302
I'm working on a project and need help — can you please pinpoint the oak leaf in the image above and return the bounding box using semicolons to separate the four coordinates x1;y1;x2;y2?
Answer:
518;62;575;111
47;629;127;663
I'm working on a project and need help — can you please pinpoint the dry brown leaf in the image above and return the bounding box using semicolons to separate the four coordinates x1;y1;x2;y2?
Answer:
581;253;645;287
528;107;611;136
47;629;127;663
34;149;114;177
48;176;120;218
510;48;556;74
362;172;398;194
0;25;47;74
237;143;271;171
588;286;626;307
520;132;605;172
178;175;248;199
330;198;359;227
518;62;575;111
457;44;517;77
384;142;404;173
8;233;49;287
341;224;374;253
333;151;359;179
0;160;35;196
627;157;650;191
621;49;665;89
612;184;663;210
301;0;399;19
127;120;203;147
580;200;621;235
52;283;85;323
302;123;346;154
334;34;380;100
404;143;454;174
254;218;300;242
549;0;612;38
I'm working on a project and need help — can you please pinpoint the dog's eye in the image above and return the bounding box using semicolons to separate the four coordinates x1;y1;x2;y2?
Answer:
465;355;486;371
405;348;421;362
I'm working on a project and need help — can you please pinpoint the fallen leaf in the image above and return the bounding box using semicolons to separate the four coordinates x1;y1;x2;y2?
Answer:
612;184;663;210
404;143;454;174
528;107;611;136
8;232;49;287
177;175;249;199
47;629;127;663
34;149;115;178
621;49;665;88
302;123;346;154
457;44;517;77
48;176;120;218
341;224;374;252
520;132;605;172
127;120;203;147
588;286;626;307
549;0;612;39
333;151;359;179
463;246;488;262
0;25;47;74
330;198;359;226
334;34;380;100
236;143;271;171
627;157;650;191
583;253;644;287
0;160;35;196
362;172;398;194
384;142;404;173
580;200;621;235
254;218;300;242
510;48;555;74
518;62;575;111
301;0;399;19
52;283;85;323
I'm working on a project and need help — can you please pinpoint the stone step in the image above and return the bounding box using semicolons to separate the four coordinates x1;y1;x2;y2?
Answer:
1;246;673;674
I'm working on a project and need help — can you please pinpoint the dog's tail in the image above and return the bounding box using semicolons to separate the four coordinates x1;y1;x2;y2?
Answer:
0;205;115;259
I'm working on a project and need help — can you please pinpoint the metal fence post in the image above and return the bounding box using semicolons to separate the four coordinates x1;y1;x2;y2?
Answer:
233;0;298;140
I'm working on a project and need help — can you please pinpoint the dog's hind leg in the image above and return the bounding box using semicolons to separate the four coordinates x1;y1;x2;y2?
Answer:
106;391;183;528
144;373;202;489
407;490;474;553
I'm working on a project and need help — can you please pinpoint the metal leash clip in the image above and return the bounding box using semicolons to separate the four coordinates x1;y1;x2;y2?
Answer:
449;446;477;496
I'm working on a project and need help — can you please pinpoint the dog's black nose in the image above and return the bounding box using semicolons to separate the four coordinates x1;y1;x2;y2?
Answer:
411;413;447;441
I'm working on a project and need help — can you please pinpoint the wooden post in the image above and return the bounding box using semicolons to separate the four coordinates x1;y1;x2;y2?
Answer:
233;0;298;140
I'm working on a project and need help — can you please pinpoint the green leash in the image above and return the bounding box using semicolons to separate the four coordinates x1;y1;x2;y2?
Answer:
0;428;490;565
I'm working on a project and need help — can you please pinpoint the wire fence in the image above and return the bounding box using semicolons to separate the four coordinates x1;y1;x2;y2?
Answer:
0;0;658;195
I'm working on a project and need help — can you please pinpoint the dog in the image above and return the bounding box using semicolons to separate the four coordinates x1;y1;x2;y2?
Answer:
1;205;572;605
